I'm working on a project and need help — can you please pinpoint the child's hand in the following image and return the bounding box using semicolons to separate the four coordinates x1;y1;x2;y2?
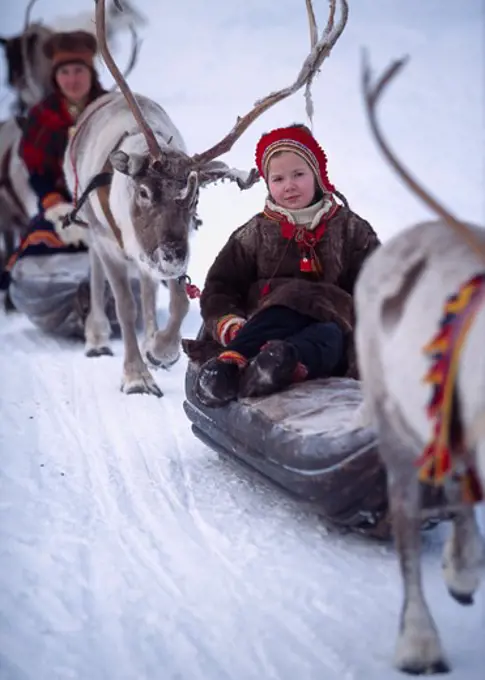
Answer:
216;314;246;346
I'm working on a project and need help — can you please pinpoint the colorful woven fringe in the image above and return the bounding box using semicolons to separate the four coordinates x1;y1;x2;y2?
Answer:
416;273;485;504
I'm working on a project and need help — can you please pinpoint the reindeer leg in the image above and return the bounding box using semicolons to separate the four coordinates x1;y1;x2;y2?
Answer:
138;270;160;360
85;247;113;357
144;277;189;369
376;408;450;675
102;254;163;397
442;501;485;605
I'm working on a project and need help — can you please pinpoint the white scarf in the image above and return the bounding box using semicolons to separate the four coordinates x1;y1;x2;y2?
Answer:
265;195;335;231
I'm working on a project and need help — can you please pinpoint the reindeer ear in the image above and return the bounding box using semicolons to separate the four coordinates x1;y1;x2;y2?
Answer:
176;171;199;209
110;151;146;177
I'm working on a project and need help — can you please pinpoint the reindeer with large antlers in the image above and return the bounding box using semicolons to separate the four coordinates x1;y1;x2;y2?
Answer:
354;53;485;675
63;0;348;396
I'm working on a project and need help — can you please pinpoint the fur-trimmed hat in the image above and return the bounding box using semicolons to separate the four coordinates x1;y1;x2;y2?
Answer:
43;30;97;72
255;124;336;195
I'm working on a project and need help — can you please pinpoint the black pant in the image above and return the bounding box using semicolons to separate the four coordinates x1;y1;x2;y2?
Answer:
226;305;344;379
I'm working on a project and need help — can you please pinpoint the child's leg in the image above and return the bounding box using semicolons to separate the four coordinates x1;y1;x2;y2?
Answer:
288;321;344;378
195;306;313;407
227;305;312;359
239;321;344;398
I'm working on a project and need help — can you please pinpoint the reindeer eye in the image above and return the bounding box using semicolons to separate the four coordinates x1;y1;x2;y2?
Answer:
139;186;150;200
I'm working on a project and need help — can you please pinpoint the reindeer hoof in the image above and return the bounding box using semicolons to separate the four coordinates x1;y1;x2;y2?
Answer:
121;372;163;398
86;346;114;358
398;659;450;675
144;331;181;369
395;631;450;676
449;589;474;606
146;349;180;370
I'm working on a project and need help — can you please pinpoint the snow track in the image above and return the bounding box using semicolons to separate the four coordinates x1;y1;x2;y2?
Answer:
0;308;483;680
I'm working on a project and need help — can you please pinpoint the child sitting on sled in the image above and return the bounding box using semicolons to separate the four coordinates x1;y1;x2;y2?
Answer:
183;123;381;407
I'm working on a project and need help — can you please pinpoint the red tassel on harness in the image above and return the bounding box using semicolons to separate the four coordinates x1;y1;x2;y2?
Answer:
185;283;201;299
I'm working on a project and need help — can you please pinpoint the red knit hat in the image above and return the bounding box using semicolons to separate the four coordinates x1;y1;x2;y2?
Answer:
255;124;336;194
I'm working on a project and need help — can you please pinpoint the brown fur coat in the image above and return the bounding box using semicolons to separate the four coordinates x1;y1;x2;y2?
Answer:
182;205;380;378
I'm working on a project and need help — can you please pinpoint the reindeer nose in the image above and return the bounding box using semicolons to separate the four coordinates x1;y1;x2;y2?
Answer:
164;242;188;263
150;243;187;267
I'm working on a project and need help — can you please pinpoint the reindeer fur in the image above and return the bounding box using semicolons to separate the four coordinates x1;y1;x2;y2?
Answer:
355;54;485;675
355;219;485;674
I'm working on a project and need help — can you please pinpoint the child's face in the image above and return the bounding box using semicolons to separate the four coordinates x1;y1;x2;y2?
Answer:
267;151;317;210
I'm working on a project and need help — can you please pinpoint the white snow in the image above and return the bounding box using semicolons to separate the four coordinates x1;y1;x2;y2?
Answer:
0;301;484;680
1;1;484;677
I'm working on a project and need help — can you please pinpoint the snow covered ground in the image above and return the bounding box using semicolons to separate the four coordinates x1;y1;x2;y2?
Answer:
0;298;484;680
1;0;484;677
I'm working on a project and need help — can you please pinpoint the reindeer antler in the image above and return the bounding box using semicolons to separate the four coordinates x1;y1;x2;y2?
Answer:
306;0;319;48
21;0;43;102
108;23;142;92
303;0;337;127
191;0;349;166
361;50;485;265
95;0;163;160
23;0;38;31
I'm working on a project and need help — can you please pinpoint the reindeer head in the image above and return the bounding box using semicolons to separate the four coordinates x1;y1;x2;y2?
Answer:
95;0;349;279
108;137;260;279
109;147;199;277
